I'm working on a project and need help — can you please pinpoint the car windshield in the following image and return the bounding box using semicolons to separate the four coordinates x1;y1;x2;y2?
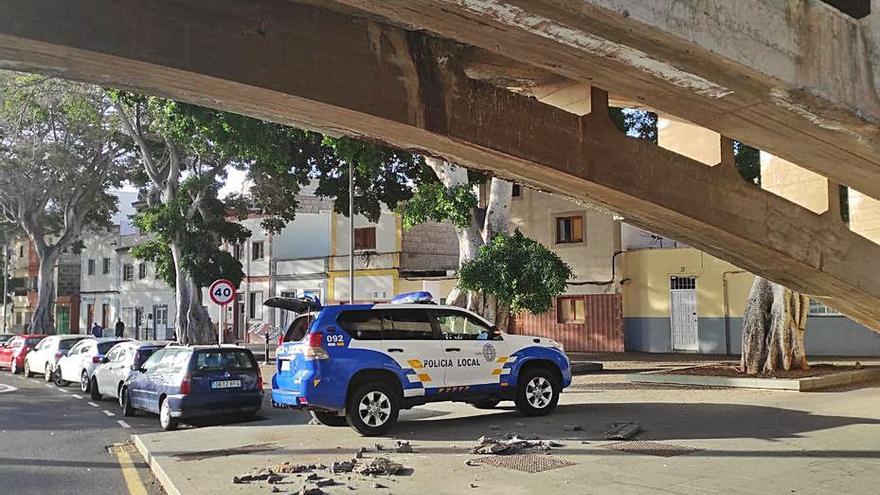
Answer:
194;350;255;371
97;341;123;354
58;339;84;351
25;337;43;346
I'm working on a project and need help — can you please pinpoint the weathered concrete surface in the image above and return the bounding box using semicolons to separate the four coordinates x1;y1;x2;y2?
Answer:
338;0;880;201
1;0;880;329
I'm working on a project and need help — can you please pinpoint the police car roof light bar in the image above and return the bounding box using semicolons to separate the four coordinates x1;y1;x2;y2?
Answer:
390;291;435;304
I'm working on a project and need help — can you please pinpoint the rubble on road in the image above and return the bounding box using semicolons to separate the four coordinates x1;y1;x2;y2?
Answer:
603;422;641;440
330;460;355;474
232;468;280;484
354;457;405;476
297;484;324;495
470;435;563;455
394;440;414;453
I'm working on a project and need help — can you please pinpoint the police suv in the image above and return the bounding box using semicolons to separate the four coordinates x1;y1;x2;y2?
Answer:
270;292;572;436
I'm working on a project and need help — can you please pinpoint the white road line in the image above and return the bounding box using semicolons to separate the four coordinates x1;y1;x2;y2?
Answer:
57;388;69;393
116;420;131;429
0;384;17;393
87;402;100;408
71;394;83;399
102;409;116;417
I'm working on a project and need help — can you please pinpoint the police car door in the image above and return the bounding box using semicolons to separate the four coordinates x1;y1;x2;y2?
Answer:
431;309;509;388
381;308;447;396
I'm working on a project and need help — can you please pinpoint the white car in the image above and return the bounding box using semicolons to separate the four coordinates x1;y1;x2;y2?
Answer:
24;335;92;383
90;340;167;402
57;337;131;391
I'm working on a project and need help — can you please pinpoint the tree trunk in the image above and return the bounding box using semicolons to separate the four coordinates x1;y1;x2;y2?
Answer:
741;277;810;375
30;246;60;333
184;276;215;344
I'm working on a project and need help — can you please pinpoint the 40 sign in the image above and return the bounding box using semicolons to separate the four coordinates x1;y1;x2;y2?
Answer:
209;279;236;306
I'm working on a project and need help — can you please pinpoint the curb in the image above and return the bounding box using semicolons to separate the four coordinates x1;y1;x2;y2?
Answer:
134;435;182;495
571;362;603;375
627;367;880;391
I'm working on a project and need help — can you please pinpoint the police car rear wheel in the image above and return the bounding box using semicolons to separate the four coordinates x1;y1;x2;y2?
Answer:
346;383;399;436
310;410;348;427
515;368;559;416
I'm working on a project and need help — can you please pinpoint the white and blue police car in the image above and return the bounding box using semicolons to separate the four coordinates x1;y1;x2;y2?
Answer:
270;292;572;436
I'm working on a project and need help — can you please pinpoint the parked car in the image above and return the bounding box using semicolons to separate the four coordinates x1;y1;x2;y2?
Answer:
24;335;92;382
57;337;132;391
90;340;168;402
271;292;572;436
0;334;47;374
0;333;14;344
121;345;263;431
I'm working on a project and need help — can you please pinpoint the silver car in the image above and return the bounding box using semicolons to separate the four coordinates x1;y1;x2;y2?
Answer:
90;341;168;402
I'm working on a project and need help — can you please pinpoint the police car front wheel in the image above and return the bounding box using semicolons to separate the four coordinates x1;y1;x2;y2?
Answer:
515;368;560;416
346;383;400;436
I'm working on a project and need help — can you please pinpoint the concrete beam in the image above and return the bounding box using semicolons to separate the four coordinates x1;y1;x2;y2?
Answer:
335;0;880;201
0;0;879;328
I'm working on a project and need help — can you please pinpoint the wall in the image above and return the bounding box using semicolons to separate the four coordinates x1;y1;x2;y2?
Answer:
400;221;458;272
513;294;624;352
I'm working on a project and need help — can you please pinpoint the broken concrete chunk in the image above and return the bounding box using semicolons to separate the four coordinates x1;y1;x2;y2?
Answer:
374;443;385;451
354;457;404;476
330;460;355;474
273;462;311;474
394;440;414;453
232;468;276;484
267;475;284;484
372;482;388;489
313;477;336;487
470;436;560;455
298;484;324;495
603;422;641;440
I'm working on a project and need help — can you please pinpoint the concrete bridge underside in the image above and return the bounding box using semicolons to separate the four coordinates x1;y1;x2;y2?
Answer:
1;0;880;330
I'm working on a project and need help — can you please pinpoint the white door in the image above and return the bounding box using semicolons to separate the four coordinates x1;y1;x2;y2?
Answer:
430;309;509;388
670;276;699;351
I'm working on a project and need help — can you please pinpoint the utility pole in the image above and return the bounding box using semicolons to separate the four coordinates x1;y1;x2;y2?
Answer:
2;235;8;334
348;160;355;304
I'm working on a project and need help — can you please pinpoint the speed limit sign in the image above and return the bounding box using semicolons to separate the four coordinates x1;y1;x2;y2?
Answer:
209;279;236;306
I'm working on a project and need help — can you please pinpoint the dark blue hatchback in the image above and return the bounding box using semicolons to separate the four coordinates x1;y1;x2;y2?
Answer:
121;345;263;430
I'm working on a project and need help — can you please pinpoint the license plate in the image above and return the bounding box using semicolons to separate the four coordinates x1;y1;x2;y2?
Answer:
211;380;241;389
280;360;291;372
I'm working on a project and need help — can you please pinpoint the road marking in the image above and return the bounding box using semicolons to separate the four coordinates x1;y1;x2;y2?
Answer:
103;409;116;417
45;383;53;387
117;420;131;429
0;384;17;393
87;401;100;408
57;388;69;393
109;444;148;495
71;394;83;399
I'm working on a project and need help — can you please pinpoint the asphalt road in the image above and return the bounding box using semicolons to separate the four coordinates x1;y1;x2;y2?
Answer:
0;371;164;495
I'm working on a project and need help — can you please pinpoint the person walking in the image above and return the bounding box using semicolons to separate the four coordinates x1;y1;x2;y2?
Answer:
90;322;102;338
114;318;125;338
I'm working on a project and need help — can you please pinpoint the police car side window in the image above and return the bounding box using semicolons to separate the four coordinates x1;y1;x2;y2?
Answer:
433;310;496;340
383;309;435;340
338;310;382;340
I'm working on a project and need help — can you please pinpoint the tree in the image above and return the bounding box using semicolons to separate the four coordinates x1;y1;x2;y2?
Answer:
741;277;810;375
458;230;573;328
0;73;122;333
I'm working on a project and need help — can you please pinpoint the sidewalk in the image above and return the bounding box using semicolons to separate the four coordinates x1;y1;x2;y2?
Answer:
135;360;880;495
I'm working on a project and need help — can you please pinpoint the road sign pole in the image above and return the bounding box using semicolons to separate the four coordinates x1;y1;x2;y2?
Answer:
219;302;224;345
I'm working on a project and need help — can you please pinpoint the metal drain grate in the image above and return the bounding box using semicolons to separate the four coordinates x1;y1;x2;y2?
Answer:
602;441;701;457
471;454;576;474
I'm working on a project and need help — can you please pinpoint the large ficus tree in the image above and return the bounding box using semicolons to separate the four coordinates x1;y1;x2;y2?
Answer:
0;73;123;333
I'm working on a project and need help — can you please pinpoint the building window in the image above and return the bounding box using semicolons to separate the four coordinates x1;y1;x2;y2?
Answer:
138;263;147;279
19;245;24;257
809;300;842;316
556;215;584;244
249;291;263;319
87;259;95;276
512;184;522;198
558;297;585;324
233;243;243;260
123;264;134;281
354;227;376;251
251;241;264;261
102;257;111;275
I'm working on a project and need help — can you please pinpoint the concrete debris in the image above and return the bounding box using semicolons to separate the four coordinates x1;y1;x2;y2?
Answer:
330;461;355;474
470;436;561;455
354;457;404;476
267;475;284;484
313;477;336;487
374;443;385;451
297;484;324;495
603;422;641;441
372;482;388;489
273;462;311;474
272;487;282;493
563;425;584;432
394;440;414;453
232;468;280;484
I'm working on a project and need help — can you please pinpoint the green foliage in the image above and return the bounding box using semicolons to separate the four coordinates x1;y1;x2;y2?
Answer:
733;141;761;186
131;177;250;288
458;230;573;314
610;107;658;143
398;181;478;230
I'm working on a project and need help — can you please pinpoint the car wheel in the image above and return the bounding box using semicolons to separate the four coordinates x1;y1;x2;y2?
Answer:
159;398;178;431
90;377;102;400
54;368;69;387
24;360;33;378
345;382;399;436
120;387;136;417
10;359;18;375
80;371;91;393
44;364;52;382
471;398;501;410
514;367;560;417
310;410;348;427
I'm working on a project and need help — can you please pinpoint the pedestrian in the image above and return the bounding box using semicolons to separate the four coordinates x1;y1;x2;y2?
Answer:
114;318;125;338
90;321;102;338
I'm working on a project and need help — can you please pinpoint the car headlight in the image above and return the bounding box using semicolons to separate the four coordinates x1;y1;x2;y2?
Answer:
549;340;565;352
